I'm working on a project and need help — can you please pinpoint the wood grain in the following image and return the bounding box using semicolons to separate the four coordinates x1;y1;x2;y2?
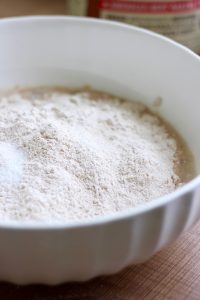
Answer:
0;222;200;300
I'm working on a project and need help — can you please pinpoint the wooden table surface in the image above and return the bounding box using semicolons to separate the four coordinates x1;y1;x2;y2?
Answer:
0;222;200;300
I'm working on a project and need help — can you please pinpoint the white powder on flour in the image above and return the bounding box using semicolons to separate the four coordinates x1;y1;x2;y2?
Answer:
0;142;25;185
0;87;183;222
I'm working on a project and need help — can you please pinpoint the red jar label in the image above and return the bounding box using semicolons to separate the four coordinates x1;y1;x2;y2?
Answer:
99;0;200;14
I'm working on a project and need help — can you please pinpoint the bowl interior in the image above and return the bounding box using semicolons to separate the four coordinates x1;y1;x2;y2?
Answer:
0;16;200;172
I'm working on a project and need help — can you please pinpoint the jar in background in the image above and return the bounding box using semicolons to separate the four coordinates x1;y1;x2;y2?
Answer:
67;0;200;54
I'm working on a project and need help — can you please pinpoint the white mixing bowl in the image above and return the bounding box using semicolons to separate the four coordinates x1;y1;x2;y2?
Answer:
0;16;200;284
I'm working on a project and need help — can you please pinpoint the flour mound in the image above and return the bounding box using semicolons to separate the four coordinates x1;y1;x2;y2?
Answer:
0;88;181;222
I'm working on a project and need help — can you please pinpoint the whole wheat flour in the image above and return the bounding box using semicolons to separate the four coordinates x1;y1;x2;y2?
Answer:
0;87;195;222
